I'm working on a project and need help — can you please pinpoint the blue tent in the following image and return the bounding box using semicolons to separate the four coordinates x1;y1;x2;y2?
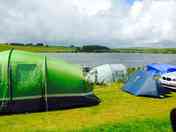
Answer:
123;70;162;97
147;63;176;74
123;63;175;97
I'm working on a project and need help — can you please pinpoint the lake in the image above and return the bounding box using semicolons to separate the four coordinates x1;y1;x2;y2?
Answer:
43;53;176;67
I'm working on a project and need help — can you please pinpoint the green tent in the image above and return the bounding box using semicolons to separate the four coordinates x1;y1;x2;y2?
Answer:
0;49;100;114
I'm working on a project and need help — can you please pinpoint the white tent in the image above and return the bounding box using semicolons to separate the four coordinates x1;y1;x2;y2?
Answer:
86;64;127;85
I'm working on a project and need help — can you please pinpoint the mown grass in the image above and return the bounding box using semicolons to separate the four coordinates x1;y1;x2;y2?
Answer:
78;118;170;132
0;82;175;132
0;44;76;52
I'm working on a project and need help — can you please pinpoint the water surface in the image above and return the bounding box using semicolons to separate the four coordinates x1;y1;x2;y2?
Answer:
42;53;176;67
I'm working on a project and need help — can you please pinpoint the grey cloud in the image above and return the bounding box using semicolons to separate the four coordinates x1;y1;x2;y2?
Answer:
0;0;175;47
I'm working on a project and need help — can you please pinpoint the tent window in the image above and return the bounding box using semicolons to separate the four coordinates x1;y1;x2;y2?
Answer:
12;63;42;97
16;64;37;82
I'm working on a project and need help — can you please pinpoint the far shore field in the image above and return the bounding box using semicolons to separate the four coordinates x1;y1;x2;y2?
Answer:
0;44;176;54
0;44;76;53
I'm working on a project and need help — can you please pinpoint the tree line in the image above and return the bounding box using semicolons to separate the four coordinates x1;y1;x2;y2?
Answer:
5;43;48;47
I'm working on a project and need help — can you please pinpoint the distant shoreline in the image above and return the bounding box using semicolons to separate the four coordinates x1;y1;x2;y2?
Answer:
0;44;176;54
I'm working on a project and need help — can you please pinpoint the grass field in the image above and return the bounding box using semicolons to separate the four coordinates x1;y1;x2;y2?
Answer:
112;48;176;54
0;44;76;52
0;82;175;132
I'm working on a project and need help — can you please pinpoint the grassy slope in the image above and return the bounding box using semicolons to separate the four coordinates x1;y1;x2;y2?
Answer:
0;82;175;132
0;44;76;52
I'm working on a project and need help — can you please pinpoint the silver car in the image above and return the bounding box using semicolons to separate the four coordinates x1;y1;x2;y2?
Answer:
159;72;176;89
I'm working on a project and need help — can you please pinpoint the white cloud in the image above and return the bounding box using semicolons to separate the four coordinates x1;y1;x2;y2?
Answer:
121;0;176;44
0;0;176;47
73;0;111;15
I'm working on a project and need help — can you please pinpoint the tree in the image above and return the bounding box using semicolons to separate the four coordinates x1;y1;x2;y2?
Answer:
36;43;44;46
80;45;110;52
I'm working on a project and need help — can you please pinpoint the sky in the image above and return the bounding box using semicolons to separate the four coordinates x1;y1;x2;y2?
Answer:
0;0;176;47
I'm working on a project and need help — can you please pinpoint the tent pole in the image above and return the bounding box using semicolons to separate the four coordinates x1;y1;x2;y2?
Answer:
43;56;48;111
7;49;14;103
